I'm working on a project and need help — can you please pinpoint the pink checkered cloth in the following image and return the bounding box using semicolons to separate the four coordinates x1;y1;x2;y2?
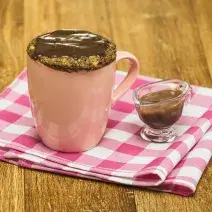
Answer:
0;69;212;197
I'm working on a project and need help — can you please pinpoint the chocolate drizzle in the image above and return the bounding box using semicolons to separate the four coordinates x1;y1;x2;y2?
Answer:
27;30;116;72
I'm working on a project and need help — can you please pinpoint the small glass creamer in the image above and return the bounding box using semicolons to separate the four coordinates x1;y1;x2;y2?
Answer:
133;79;192;143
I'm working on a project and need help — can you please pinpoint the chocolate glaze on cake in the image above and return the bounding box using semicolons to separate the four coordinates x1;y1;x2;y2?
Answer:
26;30;116;72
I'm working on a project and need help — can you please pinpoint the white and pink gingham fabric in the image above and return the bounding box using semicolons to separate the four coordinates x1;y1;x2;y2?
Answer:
0;69;212;196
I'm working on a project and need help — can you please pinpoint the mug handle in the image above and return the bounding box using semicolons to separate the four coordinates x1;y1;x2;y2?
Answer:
112;51;140;103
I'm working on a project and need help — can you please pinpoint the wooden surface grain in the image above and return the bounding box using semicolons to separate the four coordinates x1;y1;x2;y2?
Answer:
0;0;212;211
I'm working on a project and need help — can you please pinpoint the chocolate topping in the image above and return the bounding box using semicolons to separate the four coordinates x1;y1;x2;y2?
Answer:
27;30;116;72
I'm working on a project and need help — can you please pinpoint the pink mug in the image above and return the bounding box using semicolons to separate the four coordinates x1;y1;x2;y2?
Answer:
27;51;139;152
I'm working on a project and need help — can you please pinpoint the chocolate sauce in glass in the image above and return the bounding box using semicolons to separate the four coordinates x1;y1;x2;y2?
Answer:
137;89;184;128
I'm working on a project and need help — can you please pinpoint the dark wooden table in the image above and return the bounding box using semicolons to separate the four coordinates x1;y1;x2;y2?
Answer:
0;0;212;211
